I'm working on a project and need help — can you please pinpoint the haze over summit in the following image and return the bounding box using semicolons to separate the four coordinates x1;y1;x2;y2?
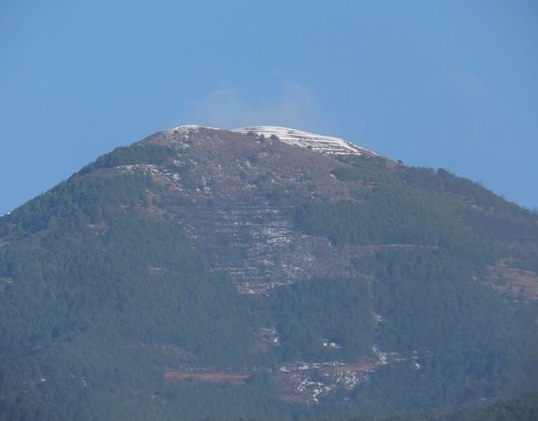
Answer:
1;1;537;214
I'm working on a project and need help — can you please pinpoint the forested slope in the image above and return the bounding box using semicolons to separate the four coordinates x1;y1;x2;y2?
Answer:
0;126;537;420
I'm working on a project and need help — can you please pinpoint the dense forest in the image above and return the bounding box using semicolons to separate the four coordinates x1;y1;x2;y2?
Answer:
0;128;537;420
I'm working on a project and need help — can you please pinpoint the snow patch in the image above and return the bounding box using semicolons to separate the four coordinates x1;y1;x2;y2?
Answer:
234;126;376;156
159;125;376;156
165;125;205;134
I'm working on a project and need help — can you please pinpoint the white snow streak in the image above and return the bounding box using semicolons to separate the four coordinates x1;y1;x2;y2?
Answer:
162;125;375;156
234;126;375;156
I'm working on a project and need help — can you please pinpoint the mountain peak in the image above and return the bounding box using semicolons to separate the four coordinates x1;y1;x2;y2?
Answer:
163;124;217;135
158;125;376;157
1;120;538;419
233;126;376;156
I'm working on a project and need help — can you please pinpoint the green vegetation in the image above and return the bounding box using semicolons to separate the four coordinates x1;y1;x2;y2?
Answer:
295;186;482;249
81;142;177;172
292;155;538;414
340;392;538;421
0;140;537;420
262;277;374;362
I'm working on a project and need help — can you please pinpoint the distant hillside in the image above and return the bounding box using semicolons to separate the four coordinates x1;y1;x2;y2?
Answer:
0;126;537;421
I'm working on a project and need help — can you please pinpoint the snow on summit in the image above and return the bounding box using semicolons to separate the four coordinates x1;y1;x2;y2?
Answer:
160;125;376;157
234;126;375;156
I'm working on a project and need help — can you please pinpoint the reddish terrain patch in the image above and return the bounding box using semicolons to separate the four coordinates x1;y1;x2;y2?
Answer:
486;261;538;301
164;371;250;384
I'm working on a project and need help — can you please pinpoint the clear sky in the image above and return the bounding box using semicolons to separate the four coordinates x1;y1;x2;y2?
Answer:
1;1;537;215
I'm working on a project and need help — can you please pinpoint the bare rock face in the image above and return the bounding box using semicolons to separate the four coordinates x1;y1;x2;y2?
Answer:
124;126;380;292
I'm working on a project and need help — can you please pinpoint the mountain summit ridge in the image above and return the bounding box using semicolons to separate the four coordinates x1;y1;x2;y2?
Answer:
233;125;377;156
160;125;376;156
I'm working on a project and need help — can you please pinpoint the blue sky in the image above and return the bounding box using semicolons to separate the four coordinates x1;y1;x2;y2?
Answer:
1;1;537;214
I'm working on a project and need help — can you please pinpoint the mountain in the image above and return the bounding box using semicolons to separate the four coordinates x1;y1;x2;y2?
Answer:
1;125;538;421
